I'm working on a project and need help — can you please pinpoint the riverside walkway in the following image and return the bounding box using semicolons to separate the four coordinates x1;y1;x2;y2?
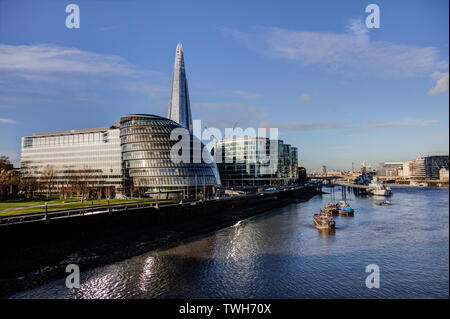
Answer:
0;186;310;226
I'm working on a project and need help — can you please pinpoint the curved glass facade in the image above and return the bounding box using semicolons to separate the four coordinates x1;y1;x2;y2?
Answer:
120;114;221;198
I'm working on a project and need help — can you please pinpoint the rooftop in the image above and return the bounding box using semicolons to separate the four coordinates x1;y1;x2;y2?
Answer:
30;122;119;137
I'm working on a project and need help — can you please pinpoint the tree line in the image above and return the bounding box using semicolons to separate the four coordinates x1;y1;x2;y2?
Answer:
0;156;115;201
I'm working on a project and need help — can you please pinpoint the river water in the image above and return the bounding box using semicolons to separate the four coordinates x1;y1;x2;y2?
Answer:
10;186;449;299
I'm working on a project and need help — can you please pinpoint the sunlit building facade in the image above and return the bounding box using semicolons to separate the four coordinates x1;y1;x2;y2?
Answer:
411;156;427;179
21;124;124;197
19;43;222;199
377;155;449;179
168;43;193;131
376;162;404;177
213;137;299;187
424;155;449;179
120;114;221;198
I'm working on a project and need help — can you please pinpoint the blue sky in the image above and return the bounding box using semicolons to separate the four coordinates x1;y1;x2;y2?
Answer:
0;0;448;171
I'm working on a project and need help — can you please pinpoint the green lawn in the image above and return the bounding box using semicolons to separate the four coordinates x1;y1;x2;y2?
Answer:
0;197;81;209
0;198;171;217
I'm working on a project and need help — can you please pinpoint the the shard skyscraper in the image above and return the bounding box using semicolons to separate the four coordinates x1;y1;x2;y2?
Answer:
168;43;193;131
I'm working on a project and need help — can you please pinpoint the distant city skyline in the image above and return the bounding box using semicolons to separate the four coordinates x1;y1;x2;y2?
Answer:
0;0;448;170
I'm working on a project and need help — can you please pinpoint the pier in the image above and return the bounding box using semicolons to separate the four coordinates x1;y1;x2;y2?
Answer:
334;181;371;190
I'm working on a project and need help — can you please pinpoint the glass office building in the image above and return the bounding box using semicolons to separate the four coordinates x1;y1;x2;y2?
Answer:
412;155;449;180
213;137;299;187
424;155;449;179
19;44;304;197
19;44;224;199
377;156;449;179
20;115;223;199
21;124;124;197
120;114;221;199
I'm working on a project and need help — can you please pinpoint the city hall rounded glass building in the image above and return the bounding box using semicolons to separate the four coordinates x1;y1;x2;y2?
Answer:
120;114;221;199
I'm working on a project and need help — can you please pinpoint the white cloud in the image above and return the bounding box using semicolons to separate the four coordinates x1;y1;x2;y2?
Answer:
0;118;16;124
232;90;262;99
260;120;343;131
124;82;169;97
222;22;448;77
299;93;311;102
1;96;52;103
193;102;269;113
0;44;165;104
428;72;449;95
0;44;137;76
340;119;439;135
258;118;438;134
347;19;369;37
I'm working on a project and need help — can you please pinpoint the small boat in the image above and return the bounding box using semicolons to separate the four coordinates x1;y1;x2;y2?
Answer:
313;211;336;230
336;201;354;215
323;202;339;215
410;181;428;187
374;200;392;206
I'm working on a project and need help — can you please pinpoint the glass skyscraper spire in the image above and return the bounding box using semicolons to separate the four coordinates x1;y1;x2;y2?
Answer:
168;43;193;131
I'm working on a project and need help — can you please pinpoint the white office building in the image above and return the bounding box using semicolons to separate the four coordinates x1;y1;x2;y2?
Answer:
21;124;124;197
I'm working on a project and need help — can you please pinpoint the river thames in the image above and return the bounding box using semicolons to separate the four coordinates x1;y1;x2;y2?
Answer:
10;186;449;299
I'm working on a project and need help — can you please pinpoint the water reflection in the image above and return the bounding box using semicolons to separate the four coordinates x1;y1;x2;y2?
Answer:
317;228;336;237
10;186;449;299
72;262;130;299
139;256;155;293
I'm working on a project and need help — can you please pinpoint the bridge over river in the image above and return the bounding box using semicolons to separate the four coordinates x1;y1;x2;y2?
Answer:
307;176;370;189
334;181;371;189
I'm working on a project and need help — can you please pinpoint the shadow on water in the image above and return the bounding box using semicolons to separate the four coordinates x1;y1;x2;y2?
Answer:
10;242;448;299
9;186;449;299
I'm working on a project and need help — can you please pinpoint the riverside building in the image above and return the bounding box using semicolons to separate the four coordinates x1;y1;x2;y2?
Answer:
413;155;449;180
21;124;124;198
377;155;449;180
120;114;220;199
213;137;298;187
20;43;221;199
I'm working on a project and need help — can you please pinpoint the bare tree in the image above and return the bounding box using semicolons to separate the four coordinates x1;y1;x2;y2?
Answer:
0;156;19;199
92;169;103;200
58;173;71;200
73;165;97;201
41;165;56;200
59;185;69;200
83;165;95;199
20;163;38;199
105;185;112;199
